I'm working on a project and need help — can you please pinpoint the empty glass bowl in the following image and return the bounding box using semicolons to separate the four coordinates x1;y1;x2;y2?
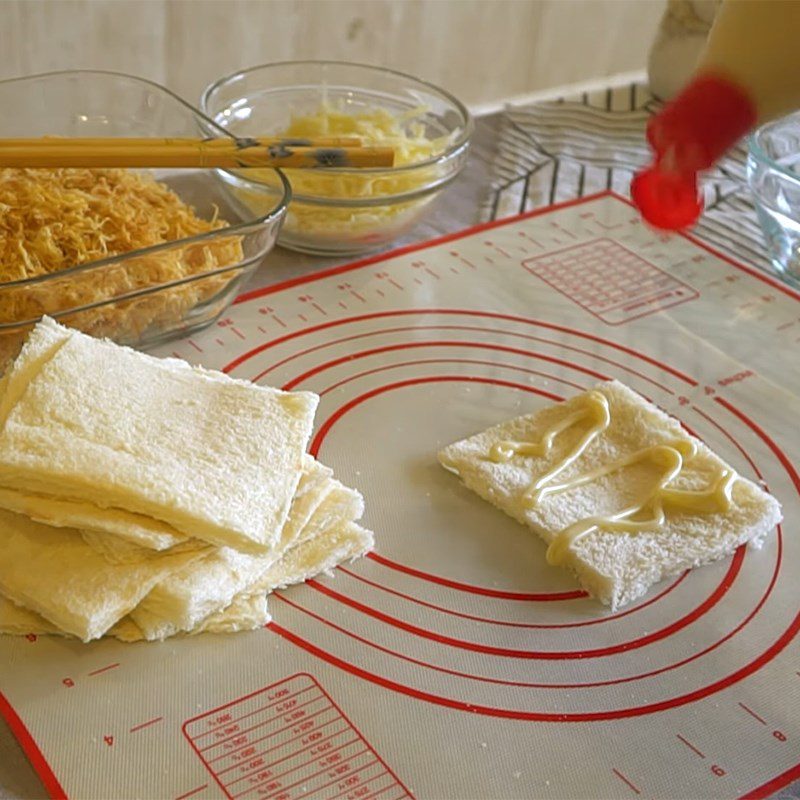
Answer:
748;112;800;285
0;70;289;365
201;61;473;256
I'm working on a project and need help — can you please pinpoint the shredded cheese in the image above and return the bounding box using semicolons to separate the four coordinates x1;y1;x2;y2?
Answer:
233;104;455;243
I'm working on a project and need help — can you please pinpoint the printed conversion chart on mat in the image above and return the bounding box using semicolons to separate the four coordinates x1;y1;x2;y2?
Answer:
2;193;800;800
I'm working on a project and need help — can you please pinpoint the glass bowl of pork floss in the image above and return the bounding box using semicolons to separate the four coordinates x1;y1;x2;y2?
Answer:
201;61;473;256
0;70;290;368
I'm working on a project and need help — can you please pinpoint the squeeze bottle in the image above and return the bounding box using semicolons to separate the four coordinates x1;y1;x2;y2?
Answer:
632;0;800;231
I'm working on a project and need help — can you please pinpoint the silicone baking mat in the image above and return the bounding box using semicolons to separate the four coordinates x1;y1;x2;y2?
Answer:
2;192;800;800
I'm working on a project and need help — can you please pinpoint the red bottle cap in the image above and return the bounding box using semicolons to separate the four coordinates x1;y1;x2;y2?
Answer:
632;74;757;231
630;168;703;232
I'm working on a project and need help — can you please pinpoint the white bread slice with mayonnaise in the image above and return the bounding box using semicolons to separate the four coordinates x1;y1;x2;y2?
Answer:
0;318;318;554
439;380;782;610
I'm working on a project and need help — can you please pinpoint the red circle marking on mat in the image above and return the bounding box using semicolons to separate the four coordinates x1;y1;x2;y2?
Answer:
269;602;800;721
329;396;770;632
309;374;744;653
249;323;677;395
304;357;684;621
315;374;583;602
223;309;696;388
307;546;743;660
336;564;687;630
268;390;798;718
277;524;776;689
306;386;782;684
366;550;585;602
317;358;587;397
280;340;610;391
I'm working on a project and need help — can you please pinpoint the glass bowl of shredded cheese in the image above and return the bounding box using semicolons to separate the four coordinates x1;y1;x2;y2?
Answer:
0;70;290;368
201;61;473;256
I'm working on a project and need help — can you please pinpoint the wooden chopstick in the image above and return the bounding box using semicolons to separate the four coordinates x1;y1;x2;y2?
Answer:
0;136;364;148
0;137;395;169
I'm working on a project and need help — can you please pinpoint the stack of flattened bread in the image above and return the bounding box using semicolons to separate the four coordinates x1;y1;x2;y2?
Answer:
0;317;372;642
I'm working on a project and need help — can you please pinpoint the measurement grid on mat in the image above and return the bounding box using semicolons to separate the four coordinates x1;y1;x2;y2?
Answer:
523;237;698;325
183;674;411;800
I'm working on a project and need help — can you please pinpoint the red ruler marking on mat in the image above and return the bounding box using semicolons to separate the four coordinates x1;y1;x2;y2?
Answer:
676;734;706;759
182;674;413;800
522;238;699;325
738;703;767;725
174;784;208;800
87;662;119;678
129;716;163;734
612;768;642;795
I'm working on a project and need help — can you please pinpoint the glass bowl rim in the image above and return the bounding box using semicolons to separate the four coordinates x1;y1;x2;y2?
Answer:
199;59;475;181
748;112;800;189
216;156;462;208
0;68;292;289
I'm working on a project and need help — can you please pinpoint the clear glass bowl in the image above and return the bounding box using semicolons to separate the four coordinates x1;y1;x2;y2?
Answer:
201;61;473;256
748;112;800;285
0;70;290;366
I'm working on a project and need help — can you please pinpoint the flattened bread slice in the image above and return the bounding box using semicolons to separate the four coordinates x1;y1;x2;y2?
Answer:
126;477;364;640
0;510;206;640
127;547;274;641
258;521;374;592
0;316;71;425
113;518;373;643
0;593;271;641
74;456;329;564
0;446;331;561
0;595;61;636
0;511;209;641
1;513;373;642
277;457;334;550
110;594;271;642
0;488;188;551
296;482;365;544
79;531;209;564
439;380;782;609
0;319;318;553
198;594;271;635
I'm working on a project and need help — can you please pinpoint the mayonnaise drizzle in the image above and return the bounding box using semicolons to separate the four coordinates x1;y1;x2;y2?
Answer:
487;390;737;566
491;390;611;506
